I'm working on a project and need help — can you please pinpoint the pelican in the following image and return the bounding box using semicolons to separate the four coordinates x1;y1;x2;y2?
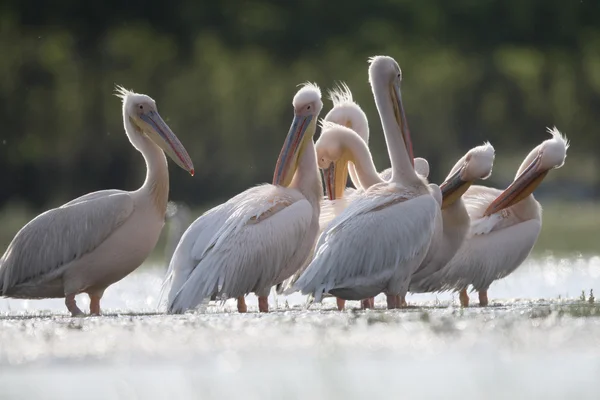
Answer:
0;86;194;316
165;83;323;314
313;120;431;310
408;143;495;299
290;56;439;309
427;127;569;306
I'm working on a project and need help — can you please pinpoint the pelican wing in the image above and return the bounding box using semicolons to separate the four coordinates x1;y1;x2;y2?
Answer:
415;186;542;293
436;219;541;292
162;200;235;303
278;188;362;294
291;184;438;301
167;184;313;313
62;189;126;207
0;193;134;293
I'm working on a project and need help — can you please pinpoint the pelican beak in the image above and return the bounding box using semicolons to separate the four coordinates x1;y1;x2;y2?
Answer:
390;81;415;166
323;158;349;201
138;110;195;175
440;162;471;209
273;115;314;186
483;153;547;216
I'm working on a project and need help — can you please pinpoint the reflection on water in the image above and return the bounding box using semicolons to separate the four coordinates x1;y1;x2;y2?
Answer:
1;257;600;399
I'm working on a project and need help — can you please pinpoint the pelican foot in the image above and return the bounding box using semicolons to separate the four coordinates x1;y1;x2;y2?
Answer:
336;298;346;311
237;296;248;313
459;289;469;307
258;296;269;313
478;290;488;307
65;294;84;317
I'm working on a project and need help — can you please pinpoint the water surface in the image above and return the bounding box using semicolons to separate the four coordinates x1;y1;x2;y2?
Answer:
1;257;599;399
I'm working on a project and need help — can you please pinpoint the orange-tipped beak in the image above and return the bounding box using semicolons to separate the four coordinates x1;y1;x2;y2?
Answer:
483;153;547;216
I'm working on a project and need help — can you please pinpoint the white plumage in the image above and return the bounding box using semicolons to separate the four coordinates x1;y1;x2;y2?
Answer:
165;83;324;314
409;142;496;295
0;87;194;316
167;185;316;312
294;184;438;302
419;127;569;306
442;186;542;292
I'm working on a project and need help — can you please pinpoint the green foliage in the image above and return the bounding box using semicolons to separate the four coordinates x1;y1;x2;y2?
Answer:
0;0;598;213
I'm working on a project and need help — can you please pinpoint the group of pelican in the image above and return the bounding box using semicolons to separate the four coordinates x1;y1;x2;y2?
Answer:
0;55;569;316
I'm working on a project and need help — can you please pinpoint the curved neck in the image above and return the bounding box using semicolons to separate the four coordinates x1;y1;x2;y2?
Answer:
441;198;470;255
125;117;170;215
290;139;322;211
342;133;383;189
371;80;418;185
442;198;470;233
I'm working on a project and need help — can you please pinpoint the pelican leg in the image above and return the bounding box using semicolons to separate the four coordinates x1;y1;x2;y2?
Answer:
65;294;84;317
368;297;375;308
258;296;269;313
386;294;397;309
478;290;489;307
89;293;102;316
360;298;371;310
237;296;247;313
459;289;469;307
336;298;346;311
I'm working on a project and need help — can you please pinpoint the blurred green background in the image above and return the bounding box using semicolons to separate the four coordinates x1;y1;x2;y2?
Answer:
0;0;598;260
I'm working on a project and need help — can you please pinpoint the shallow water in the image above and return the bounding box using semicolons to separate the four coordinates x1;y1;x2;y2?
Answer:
1;256;600;399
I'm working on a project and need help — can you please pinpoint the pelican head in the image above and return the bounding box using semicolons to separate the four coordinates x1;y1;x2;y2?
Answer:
273;83;323;187
368;55;415;166
484;127;569;216
116;86;194;175
316;121;358;200
440;142;495;209
324;82;370;143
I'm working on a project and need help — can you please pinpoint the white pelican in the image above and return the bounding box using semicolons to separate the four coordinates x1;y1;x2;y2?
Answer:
408;143;495;299
0;86;194;316
290;56;439;309
426;127;569;306
313;120;431;310
165;83;323;314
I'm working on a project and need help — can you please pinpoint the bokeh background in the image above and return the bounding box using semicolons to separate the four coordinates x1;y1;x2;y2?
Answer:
0;0;598;260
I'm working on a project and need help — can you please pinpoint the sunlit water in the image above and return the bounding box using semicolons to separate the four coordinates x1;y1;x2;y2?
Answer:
1;256;600;399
